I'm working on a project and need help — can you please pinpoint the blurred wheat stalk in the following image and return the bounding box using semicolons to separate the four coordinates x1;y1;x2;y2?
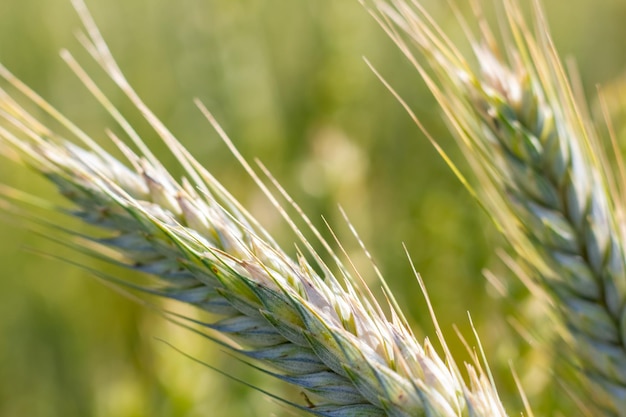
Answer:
0;0;511;416
369;0;626;414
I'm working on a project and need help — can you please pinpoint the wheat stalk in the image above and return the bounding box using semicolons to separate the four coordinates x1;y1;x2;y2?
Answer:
0;1;511;416
371;0;626;414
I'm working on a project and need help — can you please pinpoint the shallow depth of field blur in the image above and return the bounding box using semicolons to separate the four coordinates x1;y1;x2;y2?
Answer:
1;0;625;415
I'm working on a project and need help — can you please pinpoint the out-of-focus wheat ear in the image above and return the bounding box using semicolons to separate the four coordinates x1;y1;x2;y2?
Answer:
371;0;626;414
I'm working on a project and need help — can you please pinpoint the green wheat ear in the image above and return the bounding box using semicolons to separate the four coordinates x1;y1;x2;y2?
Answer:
371;0;626;414
0;0;511;416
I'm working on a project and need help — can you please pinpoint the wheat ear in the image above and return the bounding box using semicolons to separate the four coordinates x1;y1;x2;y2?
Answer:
0;0;511;416
372;0;626;414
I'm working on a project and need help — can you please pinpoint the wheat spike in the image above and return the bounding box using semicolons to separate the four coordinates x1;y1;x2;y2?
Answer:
371;0;626;414
0;0;510;416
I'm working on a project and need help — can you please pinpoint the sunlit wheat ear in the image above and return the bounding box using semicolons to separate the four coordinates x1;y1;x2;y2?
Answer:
0;0;511;416
370;0;626;414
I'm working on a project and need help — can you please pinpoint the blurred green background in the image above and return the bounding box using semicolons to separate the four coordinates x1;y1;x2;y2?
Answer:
0;0;625;415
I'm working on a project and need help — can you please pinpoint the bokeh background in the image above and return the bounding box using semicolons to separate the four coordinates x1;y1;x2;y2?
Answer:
0;0;625;415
